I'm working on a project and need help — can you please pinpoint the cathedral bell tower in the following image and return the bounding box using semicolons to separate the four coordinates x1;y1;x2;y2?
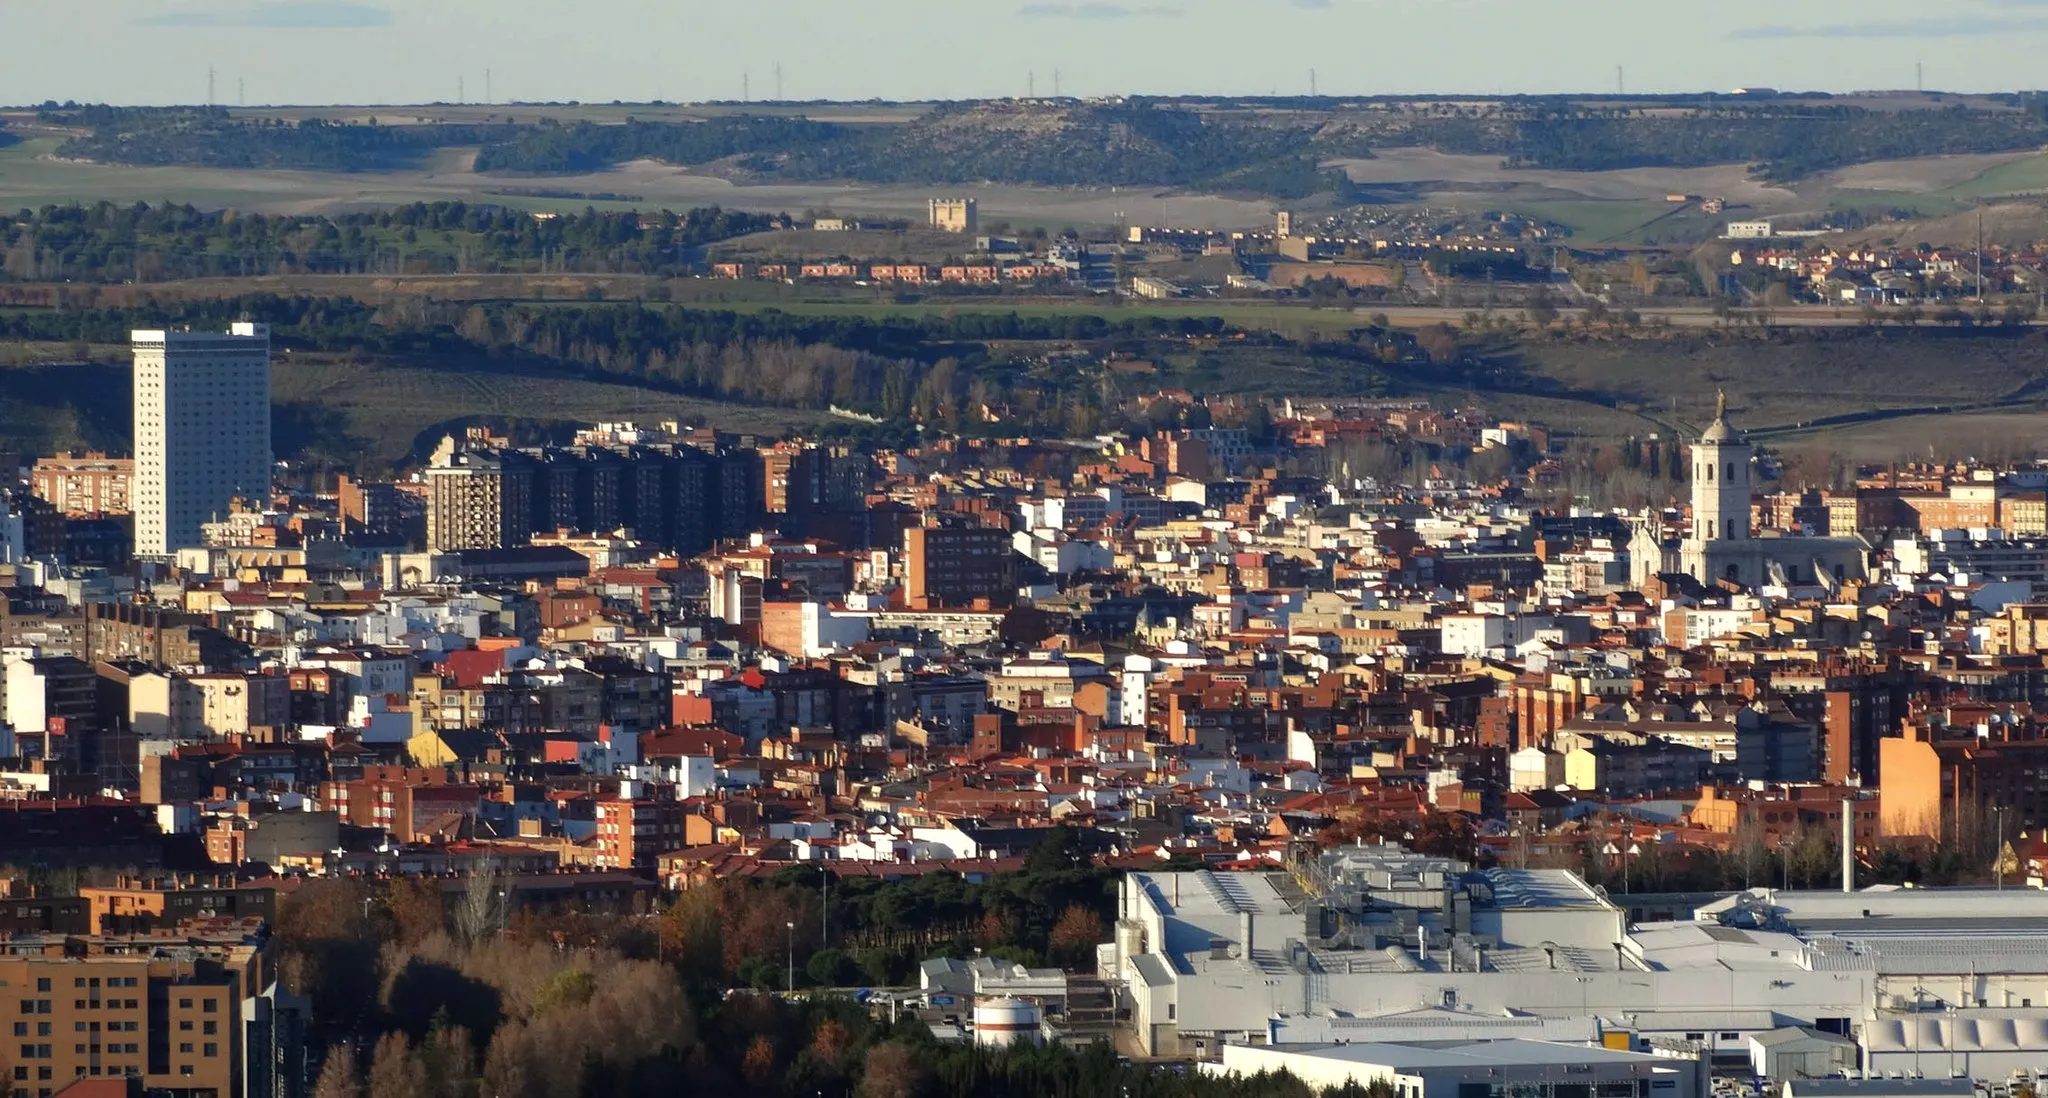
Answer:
1690;390;1750;547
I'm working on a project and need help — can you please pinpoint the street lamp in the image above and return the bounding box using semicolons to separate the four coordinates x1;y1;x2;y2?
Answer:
786;921;796;993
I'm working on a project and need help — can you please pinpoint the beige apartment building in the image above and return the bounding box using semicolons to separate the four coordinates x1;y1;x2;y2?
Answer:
30;453;133;517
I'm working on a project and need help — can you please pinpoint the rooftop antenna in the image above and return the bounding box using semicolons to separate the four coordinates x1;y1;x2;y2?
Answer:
207;66;216;107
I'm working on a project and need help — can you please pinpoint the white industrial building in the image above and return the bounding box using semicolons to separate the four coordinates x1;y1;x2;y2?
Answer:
1211;1038;1704;1098
1107;841;2048;1083
132;323;273;556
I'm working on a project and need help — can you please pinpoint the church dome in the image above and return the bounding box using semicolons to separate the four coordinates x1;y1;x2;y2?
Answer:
1699;390;1741;443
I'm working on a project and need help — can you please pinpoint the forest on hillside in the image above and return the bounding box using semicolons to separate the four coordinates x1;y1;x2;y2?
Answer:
0;201;780;281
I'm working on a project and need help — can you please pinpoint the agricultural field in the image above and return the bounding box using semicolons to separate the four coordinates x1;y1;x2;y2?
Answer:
0;136;1274;227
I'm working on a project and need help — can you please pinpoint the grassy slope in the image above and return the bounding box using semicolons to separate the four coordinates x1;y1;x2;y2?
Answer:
1512;329;2048;433
0;351;831;474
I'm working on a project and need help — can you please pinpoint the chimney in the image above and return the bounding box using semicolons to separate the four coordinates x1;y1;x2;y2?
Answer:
1240;912;1255;959
1841;797;1855;893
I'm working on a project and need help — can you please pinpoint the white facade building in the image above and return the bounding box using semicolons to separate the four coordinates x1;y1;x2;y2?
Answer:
1109;845;2048;1075
132;324;273;555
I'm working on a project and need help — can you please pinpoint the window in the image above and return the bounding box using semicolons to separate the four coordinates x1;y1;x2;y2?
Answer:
178;1022;192;1033
202;1044;216;1058
1720;1032;1740;1041
179;1067;193;1078
32;981;47;994
177;999;192;1010
178;1044;193;1055
201;1022;216;1036
201;999;216;1014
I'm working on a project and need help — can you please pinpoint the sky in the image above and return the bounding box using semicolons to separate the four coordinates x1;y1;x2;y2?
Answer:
9;0;2048;106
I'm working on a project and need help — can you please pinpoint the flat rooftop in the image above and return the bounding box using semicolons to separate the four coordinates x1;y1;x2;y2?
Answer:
1135;870;1306;920
1481;868;1620;912
1263;1037;1680;1071
1697;887;2048;926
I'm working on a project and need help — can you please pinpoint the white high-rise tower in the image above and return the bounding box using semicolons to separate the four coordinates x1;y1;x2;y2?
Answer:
132;323;273;556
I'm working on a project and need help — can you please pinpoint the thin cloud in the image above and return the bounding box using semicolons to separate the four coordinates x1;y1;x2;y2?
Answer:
137;1;393;28
1729;14;2048;38
1017;3;1185;19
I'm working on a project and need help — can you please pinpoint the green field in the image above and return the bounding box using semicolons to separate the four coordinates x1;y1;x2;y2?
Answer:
1944;153;2048;199
1510;200;1676;244
1826;189;1974;219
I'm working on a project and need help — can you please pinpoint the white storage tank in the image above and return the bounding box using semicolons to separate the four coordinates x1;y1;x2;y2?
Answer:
973;997;1043;1048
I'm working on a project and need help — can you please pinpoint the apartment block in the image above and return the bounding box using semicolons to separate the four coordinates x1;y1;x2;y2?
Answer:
0;929;284;1098
30;454;133;518
131;325;272;556
904;524;1016;610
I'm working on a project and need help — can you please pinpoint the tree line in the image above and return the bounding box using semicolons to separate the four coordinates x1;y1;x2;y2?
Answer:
275;829;1380;1098
0;294;1329;439
0;201;779;282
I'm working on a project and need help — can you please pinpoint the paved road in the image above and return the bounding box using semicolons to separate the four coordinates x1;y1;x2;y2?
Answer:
1358;304;2039;330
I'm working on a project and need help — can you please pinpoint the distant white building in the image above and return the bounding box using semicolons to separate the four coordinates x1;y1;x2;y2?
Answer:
1726;220;1774;239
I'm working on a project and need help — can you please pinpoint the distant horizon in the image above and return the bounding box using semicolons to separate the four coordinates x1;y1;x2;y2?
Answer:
11;1;2048;107
8;87;2042;112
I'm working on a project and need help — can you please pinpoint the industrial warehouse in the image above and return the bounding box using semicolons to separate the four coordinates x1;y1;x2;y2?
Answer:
1108;842;2048;1091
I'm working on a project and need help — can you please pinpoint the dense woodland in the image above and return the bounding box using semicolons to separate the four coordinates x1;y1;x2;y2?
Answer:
1387;104;2048;181
43;106;514;171
0;202;780;281
273;828;1377;1098
36;99;2048;195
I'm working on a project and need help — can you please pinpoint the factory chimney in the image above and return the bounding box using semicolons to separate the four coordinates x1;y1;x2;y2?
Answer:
1841;798;1855;893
